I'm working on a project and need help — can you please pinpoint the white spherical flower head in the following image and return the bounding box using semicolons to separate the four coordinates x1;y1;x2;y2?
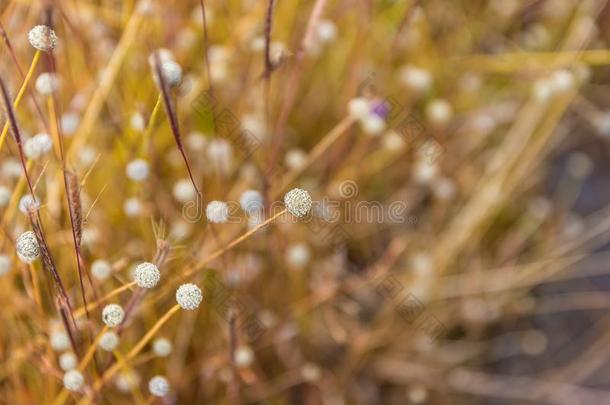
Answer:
24;133;53;159
315;19;338;43
235;346;254;367
286;243;311;269
115;371;140;392
63;370;84;392
59;352;77;371
123;197;142;217
348;98;370;119
239;190;263;215
399;64;433;92
153;337;172;357
18;194;40;214
0;254;11;276
133;262;160;288
285;148;307;170
28;25;58;52
126;159;149;182
284;188;312;218
99;331;120;351
102;304;125;327
35;72;60;95
361;113;386;136
176;283;203;310
172;179;197;203
426;99;453;126
50;330;70;351
149;375;170;397
91;259;112;280
61;113;80;137
16;231;40;263
0;186;11;207
206;200;229;223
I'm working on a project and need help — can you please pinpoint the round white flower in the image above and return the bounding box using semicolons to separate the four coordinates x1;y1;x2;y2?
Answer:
0;186;10;207
286;243;311;269
102;304;124;327
123;197;142;217
133;262;160;288
0;254;11;276
284;188;312;218
16;231;40;263
360;114;386;135
173;179;197;202
91;259;112;280
239;190;263;215
153;337;172;357
399;65;432;92
50;330;70;351
206;200;229;223
126;159;149;182
348;98;370;119
426;99;453;125
235;346;254;367
130;112;145;132
59;352;77;371
61;113;80;137
315;20;338;43
159;60;183;88
207;138;233;173
149;375;170;397
24;133;53;159
28;25;57;51
285;148;307;170
175;283;202;310
63;370;84;391
99;331;120;351
115;371;140;392
18;194;40;214
35;73;60;95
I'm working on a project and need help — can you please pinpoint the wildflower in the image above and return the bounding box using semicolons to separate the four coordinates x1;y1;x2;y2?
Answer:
91;259;112;280
35;73;60;95
185;131;207;151
16;231;40;263
148;375;170;397
348;98;370;119
126;159;149;182
425;99;453;126
2;158;22;179
133;262;160;288
99;331;120;351
102;304;125;327
0;186;10;207
24;133;53;159
207;138;233;173
382;131;405;151
172;179;197;203
412;160;438;184
176;283;202;310
28;25;57;52
235;346;254;367
0;254;11;276
398;65;432;92
63;370;84;391
286;243;310;269
239;190;263;215
158;60;183;88
284;188;312;218
60;113;80;137
18;194;39;214
360;113;386;135
59;352;77;371
50;330;70;351
285;148;307;170
315;20;338;43
123;197;142;217
206;200;229;223
153;337;172;357
116;371;140;392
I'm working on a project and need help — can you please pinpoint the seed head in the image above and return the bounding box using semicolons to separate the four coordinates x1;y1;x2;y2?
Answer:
102;304;125;327
286;243;311;269
126;159;149;182
159;60;183;88
59;352;77;371
235;346;254;367
153;337;172;357
172;179;196;202
206;200;229;223
239;190;263;215
348;98;370;119
63;370;84;391
148;375;170;397
0;254;11;276
284;188;312;218
18;194;40;214
123;197;142;217
50;330;70;351
99;331;120;351
133;262;160;288
16;231;40;263
91;259;112;280
28;25;58;52
24;133;53;159
35;73;60;95
175;283;202;310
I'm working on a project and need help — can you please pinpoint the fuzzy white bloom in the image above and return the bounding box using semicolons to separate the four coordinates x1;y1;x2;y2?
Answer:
426;99;453;125
284;188;312;218
50;330;70;351
123;197;142;217
126;159;149;182
285;148;307;170
301;363;321;382
2;158;22;179
315;20;338;43
361;114;386;135
0;186;10;207
241;113;267;141
63;370;84;391
550;69;574;93
148;48;174;65
115;371;140;392
149;375;170;397
207;138;233;173
153;337;172;357
399;65;432;92
28;25;57;51
60;113;80;137
348;98;370;119
18;194;40;214
35;72;60;95
176;283;203;310
133;262;160;288
99;331;120;351
206;200;229;223
173;179;197;203
102;304;124;327
0;254;11;276
24;133;53;159
16;231;40;263
130;112;145;132
235;346;254;367
433;177;456;201
413;160;438;184
382;131;406;151
78;146;97;167
286;243;311;269
158;60;183;88
59;352;77;371
239;190;263;215
91;259;112;280
186;131;207;151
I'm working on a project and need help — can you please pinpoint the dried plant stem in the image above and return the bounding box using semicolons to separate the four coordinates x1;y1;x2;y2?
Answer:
141;94;162;151
0;50;41;152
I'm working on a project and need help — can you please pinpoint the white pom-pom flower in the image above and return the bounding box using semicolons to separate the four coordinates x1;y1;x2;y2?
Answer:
59;352;77;371
123;197;142;217
28;25;58;51
153;337;172;357
426;99;453;126
158;60;183;88
284;188;312;218
63;370;84;391
16;231;40;263
176;283;203;310
50;330;70;351
285;148;307;170
0;254;11;276
239;190;263;215
91;259;112;280
172;179;197;203
24;133;53;159
348;98;370;119
206;200;229;223
35;73;60;95
130;113;145;132
149;375;170;397
315;20;338;43
61;113;80;137
360;114;386;135
399;64;433;92
99;331;120;351
286;243;311;269
18;194;40;214
235;346;254;367
0;186;11;207
102;304;125;327
133;262;160;288
126;159;149;182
